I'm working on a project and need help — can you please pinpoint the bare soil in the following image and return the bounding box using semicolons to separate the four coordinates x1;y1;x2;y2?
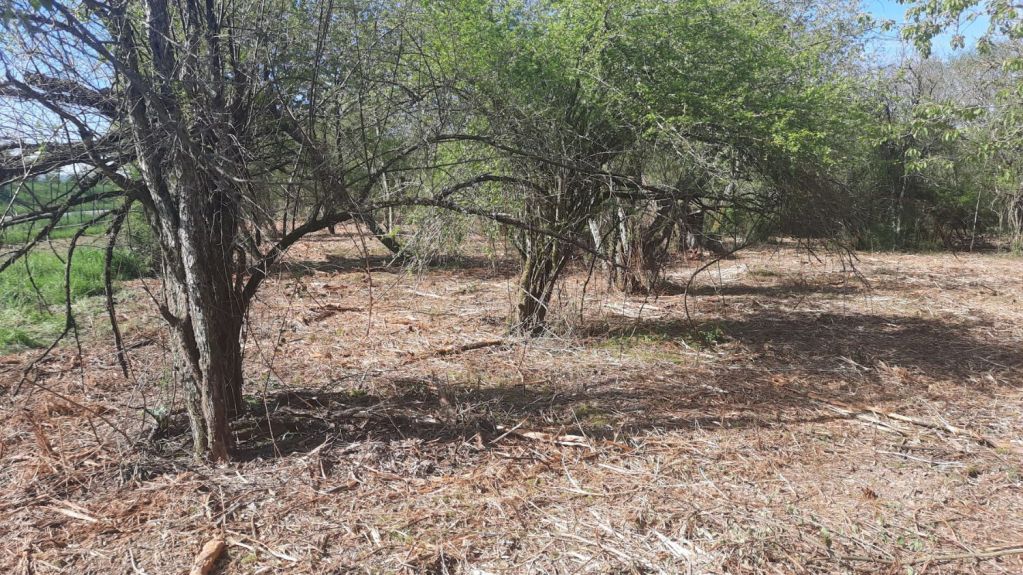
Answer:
2;231;1022;574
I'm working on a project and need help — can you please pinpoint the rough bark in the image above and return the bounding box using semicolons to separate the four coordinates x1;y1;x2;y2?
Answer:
156;165;247;461
2;0;419;462
515;237;567;336
163;251;245;460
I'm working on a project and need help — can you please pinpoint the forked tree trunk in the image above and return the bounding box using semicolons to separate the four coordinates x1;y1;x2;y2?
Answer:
156;171;248;461
105;0;254;461
515;237;568;336
615;199;675;293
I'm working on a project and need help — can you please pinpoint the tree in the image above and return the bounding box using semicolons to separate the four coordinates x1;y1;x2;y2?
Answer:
422;0;868;328
891;1;1023;247
0;0;432;459
595;0;864;286
423;0;635;333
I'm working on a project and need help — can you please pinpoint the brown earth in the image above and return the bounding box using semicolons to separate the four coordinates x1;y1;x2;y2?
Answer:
1;230;1021;574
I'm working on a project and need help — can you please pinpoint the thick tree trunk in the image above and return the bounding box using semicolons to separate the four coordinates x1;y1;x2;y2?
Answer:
154;166;247;461
110;0;252;462
515;237;567;336
163;249;245;461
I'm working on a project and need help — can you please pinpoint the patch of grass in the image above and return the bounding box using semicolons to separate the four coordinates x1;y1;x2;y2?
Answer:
0;248;147;307
573;404;614;429
598;332;691;363
0;325;41;349
572;403;605;419
692;324;727;347
601;323;728;355
600;332;671;349
0;248;149;353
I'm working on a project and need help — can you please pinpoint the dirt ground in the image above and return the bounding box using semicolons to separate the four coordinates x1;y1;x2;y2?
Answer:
1;231;1021;574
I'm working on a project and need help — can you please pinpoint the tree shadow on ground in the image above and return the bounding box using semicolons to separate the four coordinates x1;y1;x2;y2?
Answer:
606;311;1019;380
147;309;1021;463
655;279;864;297
280;253;519;280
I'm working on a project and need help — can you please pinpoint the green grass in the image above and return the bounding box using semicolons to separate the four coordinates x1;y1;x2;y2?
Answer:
0;248;149;353
0;324;42;349
597;323;729;364
0;248;147;306
0;218;112;246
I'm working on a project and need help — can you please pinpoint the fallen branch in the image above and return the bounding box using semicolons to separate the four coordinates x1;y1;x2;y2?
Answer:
432;339;506;357
303;304;361;325
402;338;506;365
494;424;591;448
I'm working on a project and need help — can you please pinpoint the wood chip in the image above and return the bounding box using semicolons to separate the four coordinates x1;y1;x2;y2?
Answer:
189;537;226;575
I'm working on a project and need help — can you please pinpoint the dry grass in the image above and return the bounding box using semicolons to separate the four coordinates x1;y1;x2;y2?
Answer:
1;230;1022;574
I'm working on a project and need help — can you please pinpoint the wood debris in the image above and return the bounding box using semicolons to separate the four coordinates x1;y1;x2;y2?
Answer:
189;537;225;575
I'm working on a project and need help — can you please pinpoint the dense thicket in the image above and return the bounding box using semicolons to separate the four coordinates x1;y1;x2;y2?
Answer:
2;0;1021;459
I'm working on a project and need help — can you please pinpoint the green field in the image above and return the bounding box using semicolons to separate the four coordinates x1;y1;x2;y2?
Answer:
0;248;149;352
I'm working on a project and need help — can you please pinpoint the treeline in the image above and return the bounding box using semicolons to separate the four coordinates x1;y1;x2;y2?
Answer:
849;49;1023;251
1;0;1019;459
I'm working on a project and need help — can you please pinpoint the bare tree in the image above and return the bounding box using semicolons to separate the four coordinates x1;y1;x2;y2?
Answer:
0;0;433;459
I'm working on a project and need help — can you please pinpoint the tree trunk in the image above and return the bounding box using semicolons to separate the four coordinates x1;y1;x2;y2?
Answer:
615;199;675;293
679;203;704;252
1011;189;1023;252
358;211;405;259
610;205;629;289
162;251;246;461
515;237;567;336
156;168;247;461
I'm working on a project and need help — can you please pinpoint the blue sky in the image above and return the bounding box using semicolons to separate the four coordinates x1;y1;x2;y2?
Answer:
863;0;990;60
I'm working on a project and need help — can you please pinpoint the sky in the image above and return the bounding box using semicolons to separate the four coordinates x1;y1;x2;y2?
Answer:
863;0;991;61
